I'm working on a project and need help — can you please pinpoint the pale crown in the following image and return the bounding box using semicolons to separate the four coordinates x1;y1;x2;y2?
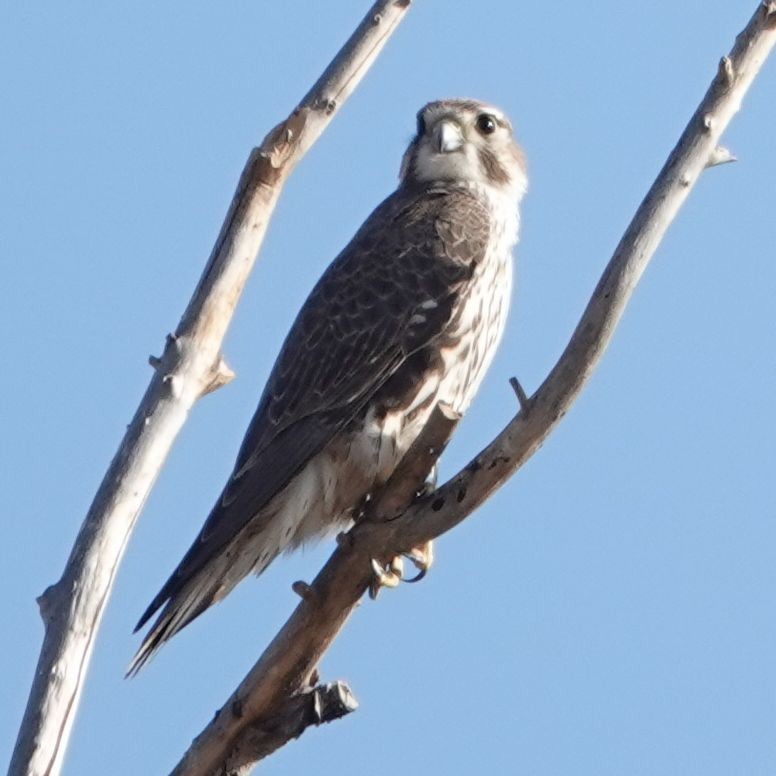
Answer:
400;99;528;202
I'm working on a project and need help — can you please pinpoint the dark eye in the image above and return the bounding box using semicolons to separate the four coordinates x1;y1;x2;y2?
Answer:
475;113;497;135
416;113;426;137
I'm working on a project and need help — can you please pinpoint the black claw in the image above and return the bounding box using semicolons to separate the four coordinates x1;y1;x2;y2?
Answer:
402;567;427;584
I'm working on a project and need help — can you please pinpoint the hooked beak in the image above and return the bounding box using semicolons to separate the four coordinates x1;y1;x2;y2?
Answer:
433;120;464;153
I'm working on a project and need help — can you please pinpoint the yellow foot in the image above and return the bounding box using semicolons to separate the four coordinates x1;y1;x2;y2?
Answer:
403;540;434;583
369;556;403;599
368;540;435;598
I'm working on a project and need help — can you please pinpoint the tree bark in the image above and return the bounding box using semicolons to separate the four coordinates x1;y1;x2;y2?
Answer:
169;403;461;776
7;3;412;775
218;681;358;776
168;3;776;775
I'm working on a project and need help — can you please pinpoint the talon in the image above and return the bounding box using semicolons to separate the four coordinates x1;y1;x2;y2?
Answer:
403;540;434;583
403;566;427;584
369;557;403;599
416;463;438;498
369;542;434;596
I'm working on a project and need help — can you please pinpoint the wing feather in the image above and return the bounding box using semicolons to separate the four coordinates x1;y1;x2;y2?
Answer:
136;186;491;631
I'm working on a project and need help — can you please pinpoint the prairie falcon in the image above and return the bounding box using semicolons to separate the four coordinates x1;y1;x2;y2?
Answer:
130;99;527;673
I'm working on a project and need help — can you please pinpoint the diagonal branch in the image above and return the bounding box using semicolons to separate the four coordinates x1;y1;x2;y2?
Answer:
170;403;461;776
7;3;412;775
219;681;358;776
169;3;776;775
381;1;776;550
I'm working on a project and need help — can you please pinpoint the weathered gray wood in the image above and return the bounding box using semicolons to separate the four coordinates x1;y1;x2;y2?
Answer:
7;3;412;775
168;4;776;775
219;681;358;776
169;402;461;776
383;1;776;549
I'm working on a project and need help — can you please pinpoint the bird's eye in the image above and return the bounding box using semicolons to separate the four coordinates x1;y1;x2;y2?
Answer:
475;113;497;135
416;114;426;137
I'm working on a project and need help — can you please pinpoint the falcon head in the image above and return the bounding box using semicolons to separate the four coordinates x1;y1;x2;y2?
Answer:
400;99;527;200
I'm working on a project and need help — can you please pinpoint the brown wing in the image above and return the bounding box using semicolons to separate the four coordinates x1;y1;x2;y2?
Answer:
135;185;491;630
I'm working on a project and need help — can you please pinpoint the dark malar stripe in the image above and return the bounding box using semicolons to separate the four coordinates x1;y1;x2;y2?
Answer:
478;147;511;186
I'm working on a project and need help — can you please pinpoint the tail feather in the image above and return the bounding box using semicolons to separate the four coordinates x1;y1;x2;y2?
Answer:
128;529;285;676
126;583;218;677
133;590;168;635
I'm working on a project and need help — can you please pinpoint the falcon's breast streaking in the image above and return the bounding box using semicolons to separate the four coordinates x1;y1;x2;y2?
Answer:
129;98;527;674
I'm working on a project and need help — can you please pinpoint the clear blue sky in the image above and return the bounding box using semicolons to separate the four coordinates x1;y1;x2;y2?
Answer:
3;2;775;774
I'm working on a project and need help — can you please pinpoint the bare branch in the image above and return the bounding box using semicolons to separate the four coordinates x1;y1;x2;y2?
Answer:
218;682;358;776
706;145;737;167
508;376;531;414
200;355;237;398
7;3;412;775
169;4;776;775
369;401;461;520
170;403;460;776
382;0;776;550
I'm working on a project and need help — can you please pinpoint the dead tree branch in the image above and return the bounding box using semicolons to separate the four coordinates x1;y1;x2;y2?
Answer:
170;404;460;776
7;3;412;775
218;681;358;776
168;3;776;775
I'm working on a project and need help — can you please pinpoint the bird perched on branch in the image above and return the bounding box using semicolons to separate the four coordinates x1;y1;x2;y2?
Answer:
129;98;527;674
